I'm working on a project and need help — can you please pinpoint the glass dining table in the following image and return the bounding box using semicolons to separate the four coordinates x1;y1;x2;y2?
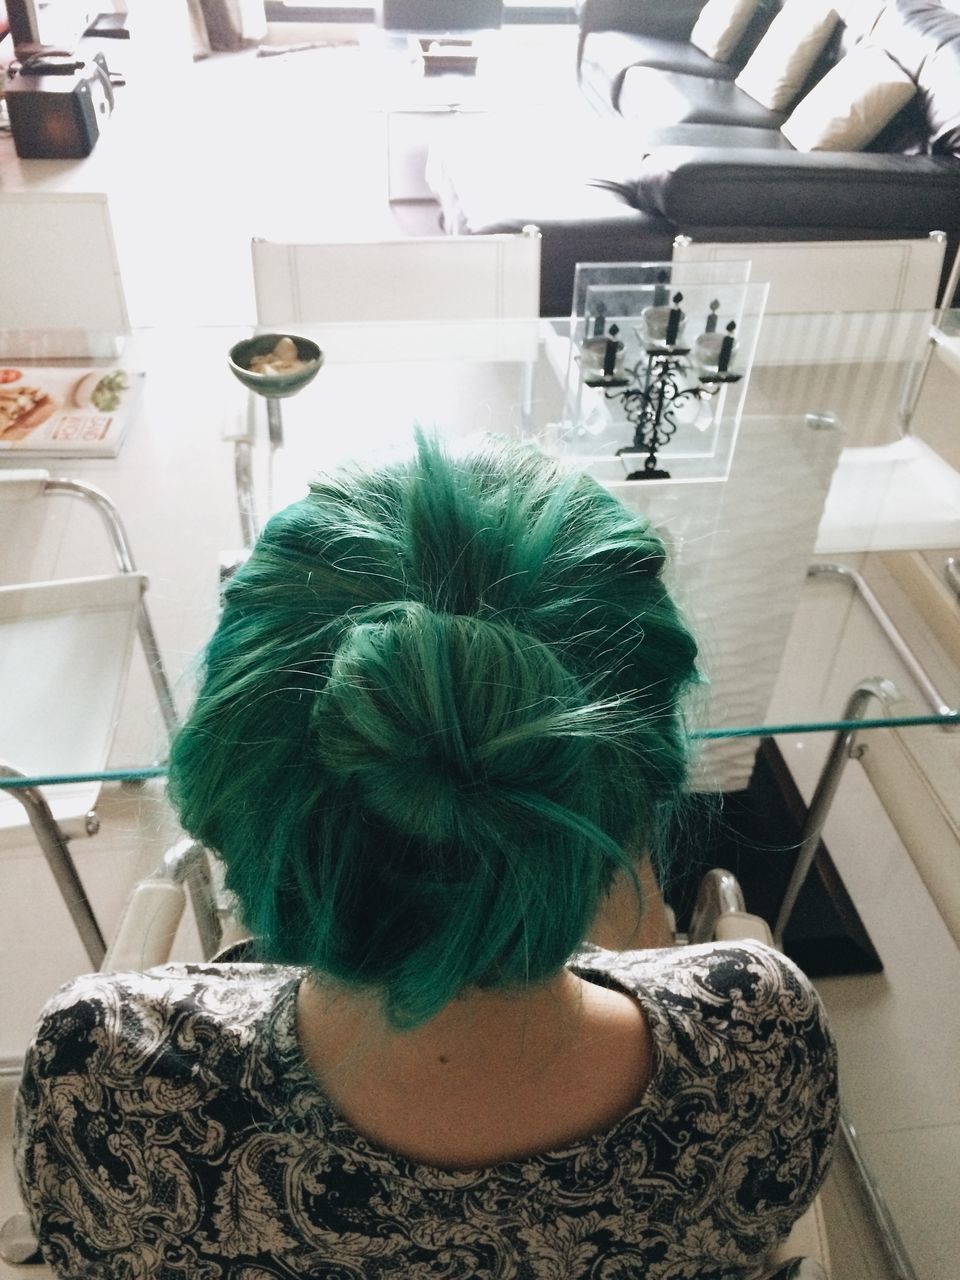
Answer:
2;312;958;1280
0;314;956;958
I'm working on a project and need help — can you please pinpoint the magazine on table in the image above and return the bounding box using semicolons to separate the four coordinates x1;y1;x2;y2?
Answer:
0;366;145;457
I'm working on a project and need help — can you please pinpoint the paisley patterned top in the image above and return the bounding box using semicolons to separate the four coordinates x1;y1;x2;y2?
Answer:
16;941;837;1280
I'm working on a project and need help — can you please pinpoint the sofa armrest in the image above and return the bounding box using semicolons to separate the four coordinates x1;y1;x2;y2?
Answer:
634;147;960;231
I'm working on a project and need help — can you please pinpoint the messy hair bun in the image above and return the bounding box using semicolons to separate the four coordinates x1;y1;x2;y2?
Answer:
169;436;698;1026
314;607;598;843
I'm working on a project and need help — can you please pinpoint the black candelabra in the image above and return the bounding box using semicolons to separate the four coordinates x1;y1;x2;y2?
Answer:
582;294;741;479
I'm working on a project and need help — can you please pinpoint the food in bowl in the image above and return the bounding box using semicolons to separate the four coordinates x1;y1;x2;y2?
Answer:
247;336;315;376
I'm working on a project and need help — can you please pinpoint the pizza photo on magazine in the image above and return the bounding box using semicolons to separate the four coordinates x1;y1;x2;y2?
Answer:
0;366;145;457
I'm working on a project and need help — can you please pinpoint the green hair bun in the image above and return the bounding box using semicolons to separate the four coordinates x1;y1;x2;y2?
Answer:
168;436;699;1027
314;608;598;844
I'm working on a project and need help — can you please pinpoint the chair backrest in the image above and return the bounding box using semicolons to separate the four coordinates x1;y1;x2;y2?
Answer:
0;192;130;357
673;232;946;316
672;232;946;371
0;572;146;843
251;227;541;325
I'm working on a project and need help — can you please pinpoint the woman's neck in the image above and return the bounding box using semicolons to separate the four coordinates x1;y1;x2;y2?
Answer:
294;966;652;1168
297;968;589;1082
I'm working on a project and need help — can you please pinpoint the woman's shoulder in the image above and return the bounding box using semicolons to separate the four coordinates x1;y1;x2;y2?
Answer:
576;939;837;1159
574;940;835;1073
576;937;818;1001
573;941;838;1251
33;960;302;1016
22;962;303;1085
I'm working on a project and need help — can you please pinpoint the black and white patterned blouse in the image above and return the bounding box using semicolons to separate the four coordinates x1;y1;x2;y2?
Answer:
16;941;837;1280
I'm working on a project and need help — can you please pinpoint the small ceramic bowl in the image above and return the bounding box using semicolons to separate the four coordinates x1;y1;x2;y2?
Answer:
228;334;324;399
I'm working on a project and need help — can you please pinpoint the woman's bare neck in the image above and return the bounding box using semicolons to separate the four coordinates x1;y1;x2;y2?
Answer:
300;970;591;1087
295;968;652;1168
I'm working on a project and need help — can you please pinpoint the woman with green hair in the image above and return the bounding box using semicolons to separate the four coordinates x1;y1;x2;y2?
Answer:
17;437;837;1278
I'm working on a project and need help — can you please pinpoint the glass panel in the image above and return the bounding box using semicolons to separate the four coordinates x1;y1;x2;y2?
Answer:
1;314;957;790
936;307;960;340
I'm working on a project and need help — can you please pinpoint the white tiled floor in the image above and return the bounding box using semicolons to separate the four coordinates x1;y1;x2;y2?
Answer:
778;732;960;1280
2;19;959;1280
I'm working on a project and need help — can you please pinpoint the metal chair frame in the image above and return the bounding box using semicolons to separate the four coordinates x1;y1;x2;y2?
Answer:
0;470;177;969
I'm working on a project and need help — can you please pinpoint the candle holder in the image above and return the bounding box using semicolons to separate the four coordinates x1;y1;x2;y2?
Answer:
564;261;767;485
640;290;686;348
580;322;629;387
605;318;742;480
691;301;739;378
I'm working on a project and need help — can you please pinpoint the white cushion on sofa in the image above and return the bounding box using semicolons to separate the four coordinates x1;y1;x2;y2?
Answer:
690;0;761;62
781;43;916;150
735;0;841;111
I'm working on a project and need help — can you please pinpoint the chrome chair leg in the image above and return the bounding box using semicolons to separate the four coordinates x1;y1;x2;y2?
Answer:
160;837;222;961
688;867;747;944
233;438;259;552
0;762;105;969
776;562;960;945
773;677;899;948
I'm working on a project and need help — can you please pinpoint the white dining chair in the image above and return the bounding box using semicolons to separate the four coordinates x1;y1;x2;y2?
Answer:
674;232;960;552
250;225;542;325
226;227;544;564
672;231;946;330
0;192;130;358
0;469;177;969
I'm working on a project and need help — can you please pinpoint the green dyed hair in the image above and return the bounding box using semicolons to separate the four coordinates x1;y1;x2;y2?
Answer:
168;437;699;1027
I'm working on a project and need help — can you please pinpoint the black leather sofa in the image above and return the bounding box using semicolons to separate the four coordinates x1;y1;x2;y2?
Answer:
426;0;960;315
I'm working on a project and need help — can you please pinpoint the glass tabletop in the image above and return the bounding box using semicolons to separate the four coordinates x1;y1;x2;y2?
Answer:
935;306;960;339
1;315;957;792
933;306;960;378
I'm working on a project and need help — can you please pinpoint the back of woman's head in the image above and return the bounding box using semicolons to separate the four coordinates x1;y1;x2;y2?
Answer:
168;437;699;1026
